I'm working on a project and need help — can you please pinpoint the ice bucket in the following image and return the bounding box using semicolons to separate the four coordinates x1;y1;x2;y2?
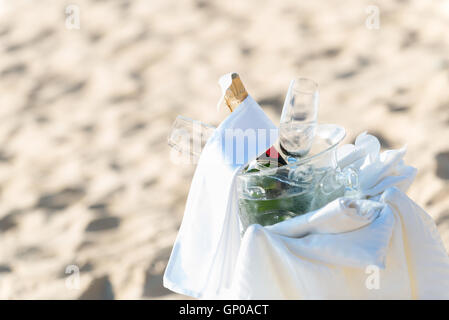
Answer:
236;124;358;231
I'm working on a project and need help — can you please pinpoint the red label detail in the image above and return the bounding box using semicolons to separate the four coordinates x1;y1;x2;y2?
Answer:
266;146;279;158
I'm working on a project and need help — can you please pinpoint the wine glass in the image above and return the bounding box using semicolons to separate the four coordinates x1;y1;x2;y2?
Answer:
279;78;319;159
168;115;216;162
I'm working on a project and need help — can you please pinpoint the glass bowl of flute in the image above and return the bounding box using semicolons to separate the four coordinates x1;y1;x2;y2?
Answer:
236;124;359;232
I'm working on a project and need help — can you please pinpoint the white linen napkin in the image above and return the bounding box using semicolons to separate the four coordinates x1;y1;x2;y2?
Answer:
227;136;449;299
163;92;278;298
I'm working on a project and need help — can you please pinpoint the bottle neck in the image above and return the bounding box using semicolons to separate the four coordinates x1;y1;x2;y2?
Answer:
223;73;248;112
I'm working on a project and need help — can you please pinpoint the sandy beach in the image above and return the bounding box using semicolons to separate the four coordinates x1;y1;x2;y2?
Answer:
0;0;448;299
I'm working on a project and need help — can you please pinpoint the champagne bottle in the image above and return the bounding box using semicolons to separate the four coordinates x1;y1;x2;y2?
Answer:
222;73;287;167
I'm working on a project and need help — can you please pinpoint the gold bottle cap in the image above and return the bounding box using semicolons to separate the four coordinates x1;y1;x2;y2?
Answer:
223;73;248;112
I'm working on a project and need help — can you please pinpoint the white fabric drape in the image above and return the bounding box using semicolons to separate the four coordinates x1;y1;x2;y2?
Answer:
164;95;277;298
164;100;449;300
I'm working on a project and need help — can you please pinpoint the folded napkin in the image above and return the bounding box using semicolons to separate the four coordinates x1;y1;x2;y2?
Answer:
163;90;278;298
227;135;449;299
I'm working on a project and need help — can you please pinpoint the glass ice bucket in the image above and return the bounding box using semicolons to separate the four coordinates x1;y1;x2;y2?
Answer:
236;124;358;231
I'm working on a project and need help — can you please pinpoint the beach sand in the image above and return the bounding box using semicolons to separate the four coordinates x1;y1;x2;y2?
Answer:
0;0;448;299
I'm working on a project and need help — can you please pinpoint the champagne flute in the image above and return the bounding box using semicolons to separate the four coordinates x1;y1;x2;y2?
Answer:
279;78;319;159
168;115;216;162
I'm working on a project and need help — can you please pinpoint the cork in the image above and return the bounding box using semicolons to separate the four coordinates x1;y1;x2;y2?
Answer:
223;73;248;112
